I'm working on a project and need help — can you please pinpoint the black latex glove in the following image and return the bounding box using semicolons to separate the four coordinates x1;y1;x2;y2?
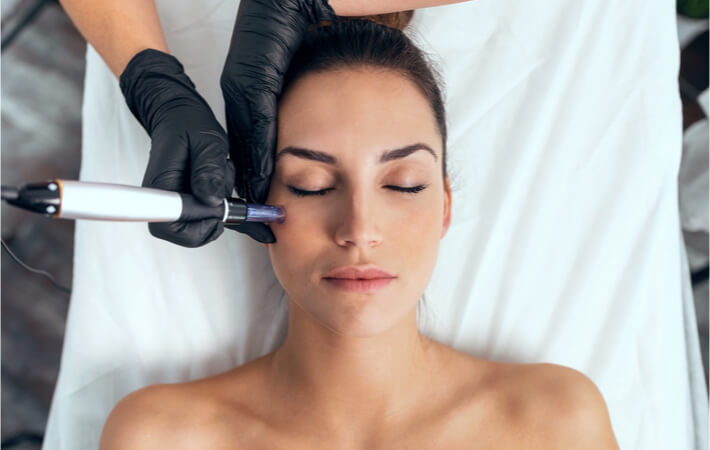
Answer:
220;0;336;206
119;49;271;246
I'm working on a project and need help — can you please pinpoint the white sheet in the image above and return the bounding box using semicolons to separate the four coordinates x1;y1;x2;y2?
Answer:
44;0;707;448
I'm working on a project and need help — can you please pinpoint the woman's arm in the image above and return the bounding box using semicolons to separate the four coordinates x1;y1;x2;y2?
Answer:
328;0;470;16
58;0;169;78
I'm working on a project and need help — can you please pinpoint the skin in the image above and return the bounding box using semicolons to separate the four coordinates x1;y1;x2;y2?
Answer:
100;68;620;449
261;66;453;433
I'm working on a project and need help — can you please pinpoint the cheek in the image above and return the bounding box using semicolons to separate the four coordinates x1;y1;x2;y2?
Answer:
267;194;326;245
390;195;444;272
266;196;326;293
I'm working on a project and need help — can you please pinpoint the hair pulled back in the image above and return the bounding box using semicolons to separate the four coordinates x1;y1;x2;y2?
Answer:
280;15;448;177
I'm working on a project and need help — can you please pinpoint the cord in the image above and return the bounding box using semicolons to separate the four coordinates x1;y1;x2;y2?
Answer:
1;238;71;295
0;238;59;449
1;185;19;201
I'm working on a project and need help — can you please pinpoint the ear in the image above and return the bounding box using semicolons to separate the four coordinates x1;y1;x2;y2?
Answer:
441;177;452;238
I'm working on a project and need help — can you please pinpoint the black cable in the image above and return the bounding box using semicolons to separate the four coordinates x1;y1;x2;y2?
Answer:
0;238;71;295
1;186;20;201
1;431;43;448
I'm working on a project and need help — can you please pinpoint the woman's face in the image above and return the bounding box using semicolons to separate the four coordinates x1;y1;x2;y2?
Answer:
266;67;451;337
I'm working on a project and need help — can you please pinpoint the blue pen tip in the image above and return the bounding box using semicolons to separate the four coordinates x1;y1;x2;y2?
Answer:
245;204;286;223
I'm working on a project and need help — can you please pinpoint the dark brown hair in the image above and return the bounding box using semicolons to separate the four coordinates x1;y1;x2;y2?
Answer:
281;15;448;177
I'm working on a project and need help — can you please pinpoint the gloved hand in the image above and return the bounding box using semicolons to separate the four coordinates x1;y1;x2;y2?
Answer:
119;48;271;246
220;0;336;207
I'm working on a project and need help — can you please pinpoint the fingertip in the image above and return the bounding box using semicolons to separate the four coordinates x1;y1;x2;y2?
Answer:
193;177;225;207
258;231;276;244
201;193;224;207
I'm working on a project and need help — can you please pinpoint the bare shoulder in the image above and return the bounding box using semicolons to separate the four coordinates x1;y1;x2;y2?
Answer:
98;360;273;449
99;384;179;449
99;381;235;450
507;363;620;449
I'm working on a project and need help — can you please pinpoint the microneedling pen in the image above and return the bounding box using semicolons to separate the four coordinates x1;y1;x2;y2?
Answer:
0;179;285;225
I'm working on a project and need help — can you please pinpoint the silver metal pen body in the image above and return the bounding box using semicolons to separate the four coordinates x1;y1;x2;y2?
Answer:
1;179;285;224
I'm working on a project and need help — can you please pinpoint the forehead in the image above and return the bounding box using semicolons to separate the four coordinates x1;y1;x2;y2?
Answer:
277;68;442;160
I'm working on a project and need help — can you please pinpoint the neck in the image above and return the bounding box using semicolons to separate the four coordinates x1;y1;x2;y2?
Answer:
267;299;444;431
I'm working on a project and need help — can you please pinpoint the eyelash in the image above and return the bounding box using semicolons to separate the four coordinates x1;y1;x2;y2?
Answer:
288;185;427;197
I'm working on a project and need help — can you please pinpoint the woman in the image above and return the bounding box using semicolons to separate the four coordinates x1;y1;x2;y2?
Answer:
100;19;619;448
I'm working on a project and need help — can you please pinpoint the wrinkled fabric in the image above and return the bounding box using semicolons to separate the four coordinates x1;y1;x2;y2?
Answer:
44;1;707;449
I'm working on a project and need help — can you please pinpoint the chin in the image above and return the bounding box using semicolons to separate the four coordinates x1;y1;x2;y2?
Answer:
307;295;415;338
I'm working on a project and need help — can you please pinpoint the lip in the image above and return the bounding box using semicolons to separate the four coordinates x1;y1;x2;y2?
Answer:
322;265;396;294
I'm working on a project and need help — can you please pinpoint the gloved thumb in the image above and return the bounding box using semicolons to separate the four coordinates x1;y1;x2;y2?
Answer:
225;222;276;243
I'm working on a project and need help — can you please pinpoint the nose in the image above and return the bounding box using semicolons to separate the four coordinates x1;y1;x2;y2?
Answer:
333;190;383;249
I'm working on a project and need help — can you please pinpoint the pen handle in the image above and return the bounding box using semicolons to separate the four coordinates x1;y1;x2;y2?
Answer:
3;179;251;224
60;180;247;223
59;180;184;222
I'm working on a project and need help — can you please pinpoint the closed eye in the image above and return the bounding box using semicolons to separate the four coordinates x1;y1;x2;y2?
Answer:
288;186;334;197
385;185;427;194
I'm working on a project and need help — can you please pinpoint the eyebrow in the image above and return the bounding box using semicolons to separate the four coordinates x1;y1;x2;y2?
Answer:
275;143;438;165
